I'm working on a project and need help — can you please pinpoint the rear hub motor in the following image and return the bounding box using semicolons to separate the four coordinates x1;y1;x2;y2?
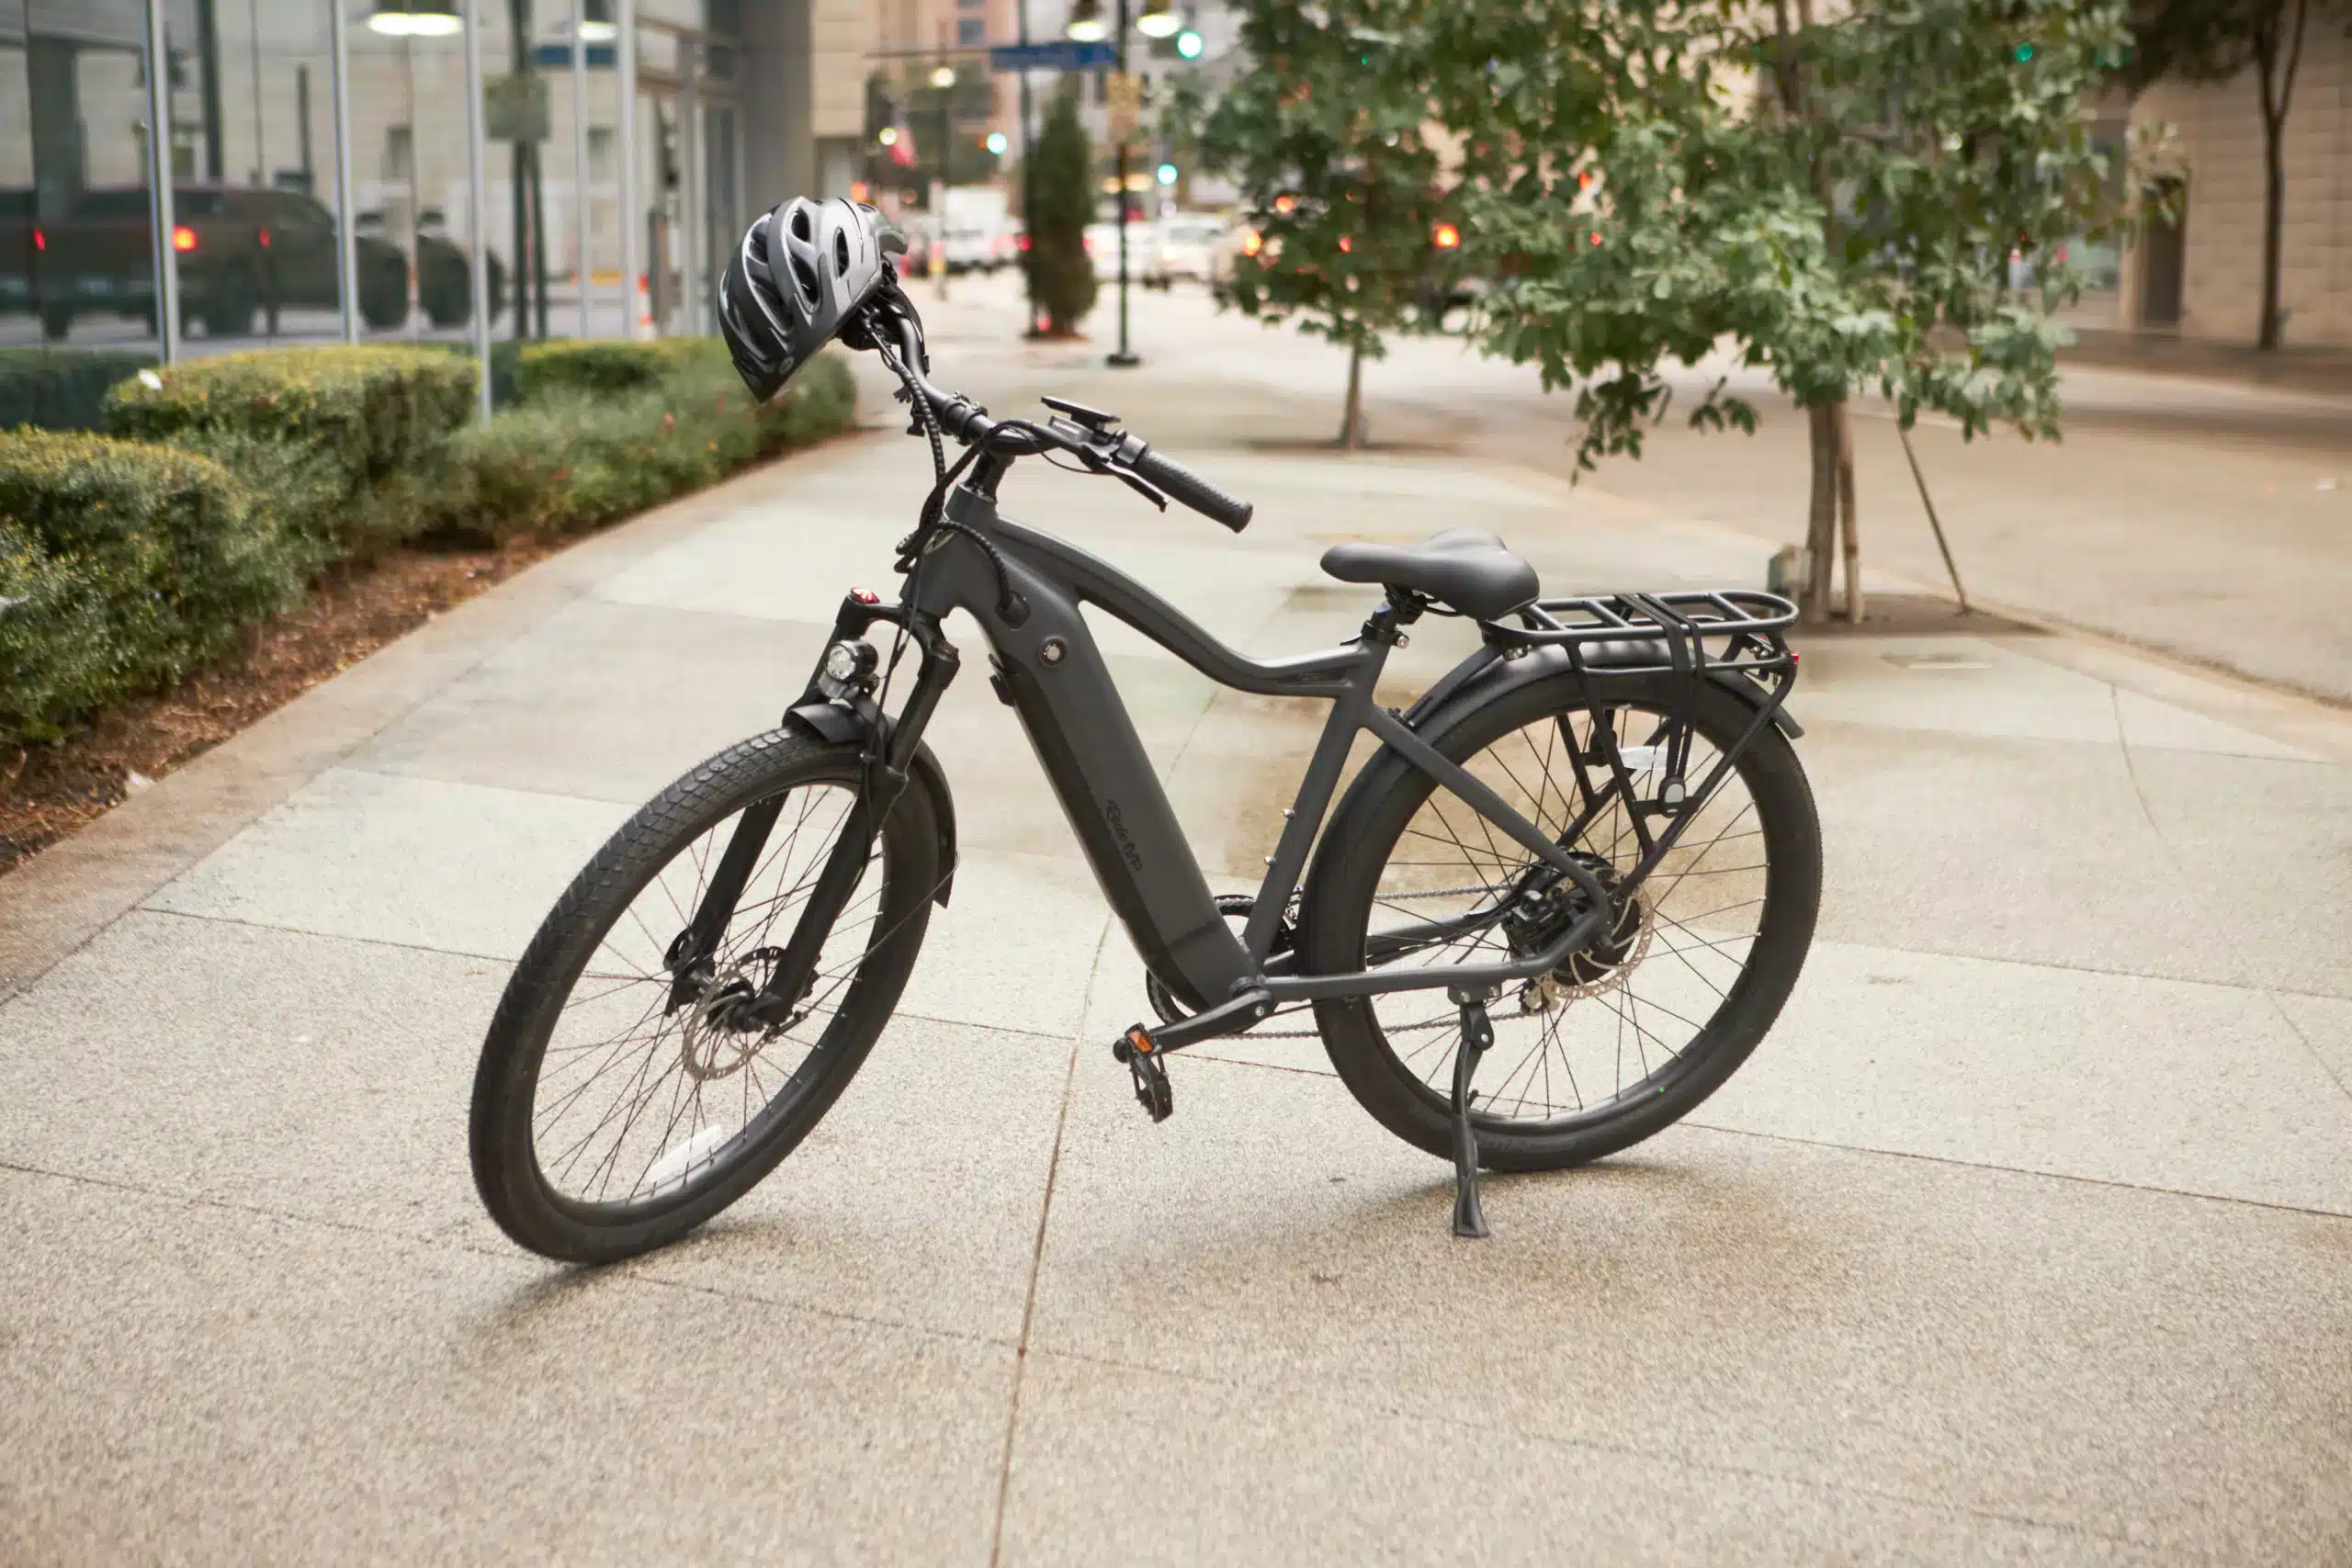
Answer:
1509;853;1649;1011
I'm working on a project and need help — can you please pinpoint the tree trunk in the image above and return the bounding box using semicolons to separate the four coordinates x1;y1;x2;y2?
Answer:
2258;107;2286;350
1801;403;1838;623
1835;400;1861;623
1340;338;1366;449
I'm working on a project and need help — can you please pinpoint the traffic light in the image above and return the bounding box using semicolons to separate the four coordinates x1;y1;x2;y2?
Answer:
1176;29;1203;59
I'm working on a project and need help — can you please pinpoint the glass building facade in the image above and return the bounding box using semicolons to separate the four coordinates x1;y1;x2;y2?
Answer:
2;0;766;398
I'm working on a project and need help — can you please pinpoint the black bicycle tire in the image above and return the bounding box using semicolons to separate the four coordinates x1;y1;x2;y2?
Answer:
469;728;939;1262
1296;670;1820;1172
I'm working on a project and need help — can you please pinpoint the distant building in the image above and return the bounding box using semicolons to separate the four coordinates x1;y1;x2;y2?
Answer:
2088;29;2352;349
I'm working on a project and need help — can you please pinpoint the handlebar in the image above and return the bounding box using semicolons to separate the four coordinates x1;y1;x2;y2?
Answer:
876;297;1252;533
1126;445;1253;532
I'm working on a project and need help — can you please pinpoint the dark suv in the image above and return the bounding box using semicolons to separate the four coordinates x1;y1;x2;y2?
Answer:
4;185;421;340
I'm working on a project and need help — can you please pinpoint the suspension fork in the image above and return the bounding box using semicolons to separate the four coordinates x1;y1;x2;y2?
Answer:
665;609;960;1029
733;629;961;1029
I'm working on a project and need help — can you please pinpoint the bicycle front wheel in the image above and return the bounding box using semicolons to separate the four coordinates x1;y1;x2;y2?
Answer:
1297;670;1820;1172
469;728;941;1262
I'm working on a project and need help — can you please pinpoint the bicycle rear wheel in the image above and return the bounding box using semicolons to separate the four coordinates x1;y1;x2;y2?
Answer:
469;728;941;1262
1297;670;1819;1171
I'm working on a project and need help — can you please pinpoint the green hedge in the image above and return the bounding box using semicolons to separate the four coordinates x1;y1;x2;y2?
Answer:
511;339;674;402
1;432;300;746
104;344;476;486
432;344;855;543
5;338;855;752
0;348;160;433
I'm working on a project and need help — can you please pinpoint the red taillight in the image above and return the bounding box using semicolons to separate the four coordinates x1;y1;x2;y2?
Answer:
1589;231;1602;247
1338;236;1352;254
1017;232;1032;252
32;227;44;252
172;225;198;252
258;228;270;248
851;587;880;604
1241;229;1263;257
1432;222;1461;250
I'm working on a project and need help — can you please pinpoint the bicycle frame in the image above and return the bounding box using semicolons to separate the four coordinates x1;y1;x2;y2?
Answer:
787;475;1779;1052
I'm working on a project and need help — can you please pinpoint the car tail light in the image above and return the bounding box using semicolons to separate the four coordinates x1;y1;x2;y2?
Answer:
258;228;271;248
31;228;43;252
1339;236;1352;253
1018;232;1032;252
1241;229;1263;257
1432;222;1461;250
172;225;198;252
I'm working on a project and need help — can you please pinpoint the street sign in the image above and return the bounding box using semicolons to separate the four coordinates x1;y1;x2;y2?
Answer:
485;73;550;142
988;39;1117;72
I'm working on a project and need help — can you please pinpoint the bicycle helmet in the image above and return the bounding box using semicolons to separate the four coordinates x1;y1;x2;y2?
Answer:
719;197;895;400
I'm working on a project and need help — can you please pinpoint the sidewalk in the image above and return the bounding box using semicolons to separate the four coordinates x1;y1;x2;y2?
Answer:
3;288;2348;1563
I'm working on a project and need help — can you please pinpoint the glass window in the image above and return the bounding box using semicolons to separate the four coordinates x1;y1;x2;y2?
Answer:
956;17;985;46
2;12;158;372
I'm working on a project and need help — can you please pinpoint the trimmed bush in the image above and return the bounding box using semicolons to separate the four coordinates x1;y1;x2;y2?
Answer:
431;344;855;543
6;338;856;753
104;344;476;487
0;348;160;433
511;339;673;402
0;432;300;746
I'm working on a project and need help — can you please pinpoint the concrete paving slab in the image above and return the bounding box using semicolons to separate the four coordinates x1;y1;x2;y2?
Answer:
0;913;1073;1340
353;594;832;804
1002;1351;2158;1567
1026;1056;2352;1561
0;912;499;1238
1699;938;2352;1213
0;1169;1009;1568
2125;745;2352;998
896;848;1111;1040
1788;637;2126;747
1799;720;2235;987
354;598;833;805
144;768;629;962
2113;686;2322;761
594;502;918;625
2273;991;2352;1100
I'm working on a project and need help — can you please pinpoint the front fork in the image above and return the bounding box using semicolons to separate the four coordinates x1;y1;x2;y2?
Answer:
668;593;961;1031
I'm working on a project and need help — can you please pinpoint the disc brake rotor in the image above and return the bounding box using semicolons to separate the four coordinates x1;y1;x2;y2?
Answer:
679;948;795;1081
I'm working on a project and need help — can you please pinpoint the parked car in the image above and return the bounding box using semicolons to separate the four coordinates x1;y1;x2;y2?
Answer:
940;186;1015;275
6;184;413;341
1084;216;1161;283
1144;212;1230;288
409;209;506;329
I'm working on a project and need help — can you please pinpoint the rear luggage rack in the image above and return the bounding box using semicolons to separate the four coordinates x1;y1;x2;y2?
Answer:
1490;590;1798;682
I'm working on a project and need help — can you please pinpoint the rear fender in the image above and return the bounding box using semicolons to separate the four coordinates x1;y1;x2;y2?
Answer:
783;700;957;906
1405;645;1802;739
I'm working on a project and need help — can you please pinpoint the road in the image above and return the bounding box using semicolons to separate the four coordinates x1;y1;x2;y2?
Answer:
2;272;2347;1562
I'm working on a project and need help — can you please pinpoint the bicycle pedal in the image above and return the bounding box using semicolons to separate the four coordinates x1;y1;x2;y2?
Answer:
1114;1024;1175;1123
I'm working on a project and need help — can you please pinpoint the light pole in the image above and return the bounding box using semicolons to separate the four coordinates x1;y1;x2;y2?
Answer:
1069;0;1146;367
930;62;955;300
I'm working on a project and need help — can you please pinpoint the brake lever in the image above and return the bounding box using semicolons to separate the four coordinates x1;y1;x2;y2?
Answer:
1112;468;1169;511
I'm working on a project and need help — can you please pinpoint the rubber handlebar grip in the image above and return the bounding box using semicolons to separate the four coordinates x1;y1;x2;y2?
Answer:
1129;445;1253;532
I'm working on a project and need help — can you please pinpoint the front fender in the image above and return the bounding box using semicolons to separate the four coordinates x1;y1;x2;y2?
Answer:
784;700;957;906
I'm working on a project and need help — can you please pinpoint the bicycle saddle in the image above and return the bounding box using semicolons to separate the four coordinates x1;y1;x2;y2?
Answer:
1319;529;1541;621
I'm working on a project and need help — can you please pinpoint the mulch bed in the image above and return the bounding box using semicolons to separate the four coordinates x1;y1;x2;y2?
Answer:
1;534;561;875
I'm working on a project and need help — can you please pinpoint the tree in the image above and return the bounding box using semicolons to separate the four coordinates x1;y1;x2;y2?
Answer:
1195;0;1460;447
1022;84;1098;339
2122;0;2344;350
1428;0;2131;622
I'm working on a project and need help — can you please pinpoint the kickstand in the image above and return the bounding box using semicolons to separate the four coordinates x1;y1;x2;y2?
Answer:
1449;989;1495;1239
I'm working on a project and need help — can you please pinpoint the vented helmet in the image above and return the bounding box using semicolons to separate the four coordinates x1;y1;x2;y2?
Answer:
719;197;893;400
